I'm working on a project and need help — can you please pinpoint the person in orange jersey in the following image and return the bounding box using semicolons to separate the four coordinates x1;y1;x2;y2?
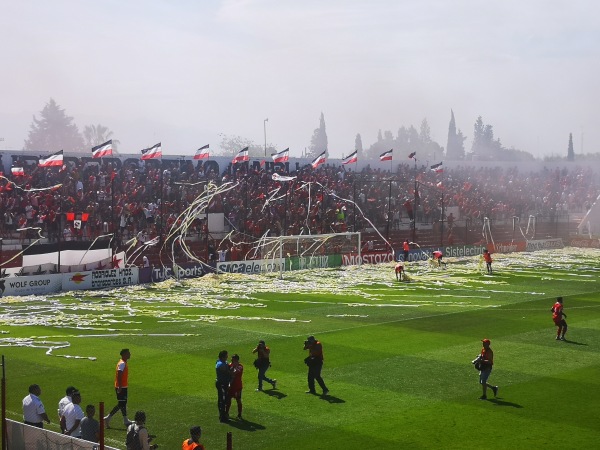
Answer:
105;348;132;428
402;239;410;262
478;339;498;400
182;425;205;450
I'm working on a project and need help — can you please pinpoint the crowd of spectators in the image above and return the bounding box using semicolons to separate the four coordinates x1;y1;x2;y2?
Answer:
1;155;598;252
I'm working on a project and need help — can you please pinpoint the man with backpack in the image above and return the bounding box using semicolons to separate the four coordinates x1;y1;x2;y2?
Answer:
126;410;157;450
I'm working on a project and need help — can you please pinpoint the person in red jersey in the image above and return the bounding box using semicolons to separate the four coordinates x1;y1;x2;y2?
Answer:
482;249;493;274
432;250;446;268
551;296;568;341
478;339;498;400
395;262;405;281
226;354;244;420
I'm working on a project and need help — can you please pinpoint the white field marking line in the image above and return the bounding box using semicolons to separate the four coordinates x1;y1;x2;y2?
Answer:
283;308;492;338
497;304;600;312
280;288;600;338
30;333;203;338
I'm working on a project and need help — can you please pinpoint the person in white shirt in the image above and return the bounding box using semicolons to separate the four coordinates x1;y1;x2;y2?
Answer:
57;385;77;432
62;390;84;437
22;384;50;428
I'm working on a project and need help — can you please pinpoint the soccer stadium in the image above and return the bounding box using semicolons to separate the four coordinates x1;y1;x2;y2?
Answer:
1;149;599;449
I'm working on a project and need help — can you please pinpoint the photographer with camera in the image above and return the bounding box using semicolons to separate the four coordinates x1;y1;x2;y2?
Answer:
252;340;276;392
303;336;329;396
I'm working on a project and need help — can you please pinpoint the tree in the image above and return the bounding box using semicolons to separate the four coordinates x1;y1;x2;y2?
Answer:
83;124;120;154
567;133;574;161
24;98;84;153
83;124;120;152
218;134;266;157
308;112;328;158
446;110;466;160
355;133;363;157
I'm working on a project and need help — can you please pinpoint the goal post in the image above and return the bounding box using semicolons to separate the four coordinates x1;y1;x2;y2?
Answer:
266;232;361;279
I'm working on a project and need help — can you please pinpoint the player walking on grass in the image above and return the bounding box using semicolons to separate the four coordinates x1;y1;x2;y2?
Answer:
105;348;132;428
551;296;567;340
483;249;493;274
226;354;244;420
478;339;498;400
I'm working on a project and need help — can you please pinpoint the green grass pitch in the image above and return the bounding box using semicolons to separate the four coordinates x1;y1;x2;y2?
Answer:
1;248;599;449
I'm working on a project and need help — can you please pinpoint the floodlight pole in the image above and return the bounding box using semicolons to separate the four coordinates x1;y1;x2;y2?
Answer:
264;118;269;157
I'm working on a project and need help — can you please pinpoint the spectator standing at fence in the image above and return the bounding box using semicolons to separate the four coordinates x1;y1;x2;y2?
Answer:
252;340;276;391
182;425;205;450
105;348;132;428
80;404;100;443
22;384;50;428
57;385;77;432
62;390;84;437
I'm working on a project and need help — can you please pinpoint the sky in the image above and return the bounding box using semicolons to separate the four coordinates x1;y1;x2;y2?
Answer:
0;0;598;159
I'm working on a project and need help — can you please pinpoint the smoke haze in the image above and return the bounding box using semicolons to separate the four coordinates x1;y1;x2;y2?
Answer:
0;0;597;158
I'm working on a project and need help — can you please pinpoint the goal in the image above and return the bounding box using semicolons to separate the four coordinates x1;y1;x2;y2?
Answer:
253;231;362;278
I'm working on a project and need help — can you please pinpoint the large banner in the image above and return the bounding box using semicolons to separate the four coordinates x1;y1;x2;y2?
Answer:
443;244;488;257
217;258;285;274
489;241;527;253
0;274;62;297
289;254;342;270
150;263;206;282
525;238;564;251
342;251;395;266
62;267;139;291
569;237;600;248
